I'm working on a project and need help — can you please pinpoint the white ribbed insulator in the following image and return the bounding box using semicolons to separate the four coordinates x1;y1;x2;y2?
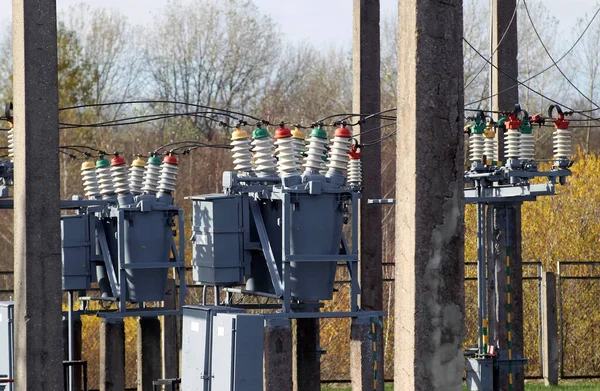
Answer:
483;137;497;162
157;163;178;193
275;137;298;176
519;133;535;160
347;159;362;186
81;168;100;198
7;128;14;162
504;129;520;159
129;165;145;195
469;133;485;162
111;164;130;195
292;138;305;167
231;138;253;174
303;136;328;173
142;164;161;194
326;136;352;176
553;129;571;160
97;165;115;196
251;137;277;176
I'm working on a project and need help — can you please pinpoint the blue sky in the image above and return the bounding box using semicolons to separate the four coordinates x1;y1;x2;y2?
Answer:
0;1;596;48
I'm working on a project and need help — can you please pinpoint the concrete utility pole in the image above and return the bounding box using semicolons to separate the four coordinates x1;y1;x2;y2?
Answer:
395;1;465;390
490;2;525;390
351;0;384;389
12;0;63;389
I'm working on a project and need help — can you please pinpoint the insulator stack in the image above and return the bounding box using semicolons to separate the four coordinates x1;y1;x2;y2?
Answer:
274;125;299;176
231;127;253;174
326;125;352;177
291;127;306;168
483;123;497;162
7;126;14;162
81;159;100;198
504;116;522;159
110;154;130;195
129;156;146;195
519;119;535;161
96;156;115;197
251;126;277;177
347;145;362;187
157;153;179;194
469;120;485;163
303;126;328;174
142;155;162;194
551;107;571;161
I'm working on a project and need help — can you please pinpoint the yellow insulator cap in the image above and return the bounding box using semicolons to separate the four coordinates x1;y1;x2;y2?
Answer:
81;160;95;170
131;156;146;167
231;127;249;140
484;129;496;138
291;127;305;140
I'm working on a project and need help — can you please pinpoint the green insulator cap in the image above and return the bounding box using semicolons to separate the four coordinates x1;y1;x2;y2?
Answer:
147;155;162;165
310;126;327;139
95;158;110;168
322;154;329;162
496;117;507;127
520;118;533;134
252;127;270;139
470;122;485;134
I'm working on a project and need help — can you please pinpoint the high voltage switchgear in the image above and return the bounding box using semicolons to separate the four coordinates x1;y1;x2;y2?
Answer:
464;104;573;391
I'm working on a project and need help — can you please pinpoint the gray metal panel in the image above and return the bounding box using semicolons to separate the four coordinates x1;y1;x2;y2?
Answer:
61;214;92;291
212;313;264;391
192;195;244;285
0;302;14;391
465;358;493;391
181;306;244;391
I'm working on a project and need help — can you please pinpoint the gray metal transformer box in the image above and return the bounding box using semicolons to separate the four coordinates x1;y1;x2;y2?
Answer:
181;305;243;391
0;302;14;391
61;214;94;291
211;313;264;391
466;357;494;391
190;194;244;285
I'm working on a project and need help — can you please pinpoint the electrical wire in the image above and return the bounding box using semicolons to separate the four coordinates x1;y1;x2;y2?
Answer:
523;0;600;111
465;4;600;107
358;130;397;147
463;0;520;91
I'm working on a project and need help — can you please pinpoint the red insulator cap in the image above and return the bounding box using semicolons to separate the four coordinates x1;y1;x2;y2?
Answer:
163;153;178;165
334;125;352;138
275;125;292;139
553;114;570;130
348;144;361;159
110;154;126;166
506;114;522;130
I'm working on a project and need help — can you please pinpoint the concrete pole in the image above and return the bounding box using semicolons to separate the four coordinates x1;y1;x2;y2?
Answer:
491;0;518;161
395;1;465;390
264;319;293;391
351;1;384;389
99;319;125;391
293;318;320;391
162;279;179;379
12;1;62;389
541;272;558;386
137;317;162;391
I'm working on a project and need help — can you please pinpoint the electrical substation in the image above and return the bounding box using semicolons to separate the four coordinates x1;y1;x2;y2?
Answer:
6;0;600;390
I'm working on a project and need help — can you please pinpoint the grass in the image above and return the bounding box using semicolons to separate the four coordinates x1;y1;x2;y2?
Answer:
321;381;600;391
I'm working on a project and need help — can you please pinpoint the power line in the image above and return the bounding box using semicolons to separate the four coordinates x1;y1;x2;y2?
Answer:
465;4;600;107
523;0;600;111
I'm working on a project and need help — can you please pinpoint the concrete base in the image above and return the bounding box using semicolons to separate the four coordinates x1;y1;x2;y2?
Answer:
99;319;125;391
137;317;162;391
63;314;82;391
351;317;384;391
264;319;293;391
293;318;320;391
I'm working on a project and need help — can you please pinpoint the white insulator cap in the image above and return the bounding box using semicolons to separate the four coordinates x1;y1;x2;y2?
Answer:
157;154;179;194
251;131;277;177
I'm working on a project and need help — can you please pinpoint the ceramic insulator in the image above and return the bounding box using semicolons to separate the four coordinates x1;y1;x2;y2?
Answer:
251;137;277;176
326;136;352;176
483;137;497;161
129;165;145;195
347;158;362;187
519;133;535;160
142;163;161;194
292;138;305;167
7;128;14;162
111;164;130;195
81;168;100;198
469;133;485;162
158;162;178;193
97;165;115;196
275;137;298;176
504;128;520;159
553;129;571;160
303;136;328;173
231;138;253;174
